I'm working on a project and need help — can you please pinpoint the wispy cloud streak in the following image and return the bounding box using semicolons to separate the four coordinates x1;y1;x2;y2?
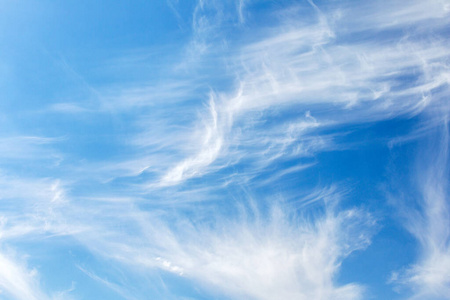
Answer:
143;0;450;187
65;194;375;300
0;250;48;300
391;119;450;299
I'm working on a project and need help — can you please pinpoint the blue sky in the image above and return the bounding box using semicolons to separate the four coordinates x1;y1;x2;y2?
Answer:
0;0;449;299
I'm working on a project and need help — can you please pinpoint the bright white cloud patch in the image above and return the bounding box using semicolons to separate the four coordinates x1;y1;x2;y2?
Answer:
63;197;375;300
0;251;47;300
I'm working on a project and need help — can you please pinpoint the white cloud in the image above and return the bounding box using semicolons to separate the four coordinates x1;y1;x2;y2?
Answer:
63;190;375;300
390;119;450;299
0;250;48;300
172;206;373;300
49;103;90;114
138;0;450;187
77;266;139;300
0;175;83;241
160;97;225;186
0;136;62;161
1;1;448;299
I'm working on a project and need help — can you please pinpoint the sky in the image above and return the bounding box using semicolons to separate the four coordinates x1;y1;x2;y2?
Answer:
0;0;449;299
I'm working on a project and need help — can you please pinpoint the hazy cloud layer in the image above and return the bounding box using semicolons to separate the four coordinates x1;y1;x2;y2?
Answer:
0;0;449;299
